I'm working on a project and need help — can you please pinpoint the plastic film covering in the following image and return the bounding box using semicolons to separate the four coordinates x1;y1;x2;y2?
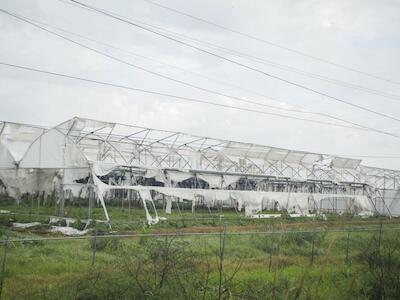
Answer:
20;128;88;169
0;123;46;163
331;157;361;169
92;174;374;222
221;142;322;165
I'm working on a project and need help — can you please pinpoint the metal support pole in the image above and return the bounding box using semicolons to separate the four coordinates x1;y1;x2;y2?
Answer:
345;231;350;264
59;187;65;218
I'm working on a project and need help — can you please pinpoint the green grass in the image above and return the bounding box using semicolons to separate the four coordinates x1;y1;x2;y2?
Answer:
0;224;399;299
1;195;400;299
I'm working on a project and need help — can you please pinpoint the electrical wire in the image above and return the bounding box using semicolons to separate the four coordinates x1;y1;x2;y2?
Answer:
65;1;400;123
0;61;373;130
2;61;400;140
23;13;400;106
2;9;396;134
142;0;400;86
3;225;400;243
13;15;320;111
93;4;400;102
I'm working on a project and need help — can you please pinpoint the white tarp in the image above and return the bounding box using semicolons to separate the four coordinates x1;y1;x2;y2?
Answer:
144;168;168;184
92;174;375;221
223;175;241;187
220;143;322;165
90;161;118;176
332;157;361;169
167;170;193;185
0;142;15;169
197;173;222;188
20;128;88;169
0;168;58;198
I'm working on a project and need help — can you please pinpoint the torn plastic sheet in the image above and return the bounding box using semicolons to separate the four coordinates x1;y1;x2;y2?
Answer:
144;168;168;184
137;189;159;225
223;175;241;187
167;170;193;186
92;174;111;223
50;226;89;236
92;174;375;222
13;222;41;229
0;168;58;198
165;196;172;214
150;188;374;216
93;174;159;225
90;161;118;176
197;173;222;188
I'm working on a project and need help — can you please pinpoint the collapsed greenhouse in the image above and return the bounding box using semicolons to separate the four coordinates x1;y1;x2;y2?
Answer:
1;117;400;226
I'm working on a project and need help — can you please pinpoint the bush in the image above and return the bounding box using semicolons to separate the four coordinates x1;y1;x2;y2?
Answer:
90;233;120;252
356;230;400;299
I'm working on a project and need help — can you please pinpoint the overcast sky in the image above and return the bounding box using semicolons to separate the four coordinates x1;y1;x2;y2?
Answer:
1;0;400;169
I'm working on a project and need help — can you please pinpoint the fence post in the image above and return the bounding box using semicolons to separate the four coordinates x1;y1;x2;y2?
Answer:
378;220;383;251
91;222;98;267
88;187;93;223
345;230;350;264
128;190;132;222
269;225;275;272
218;223;227;300
0;237;9;299
310;231;316;266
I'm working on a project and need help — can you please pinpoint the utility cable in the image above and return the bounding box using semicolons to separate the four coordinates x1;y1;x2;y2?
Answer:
142;0;400;86
3;61;400;139
66;0;400;123
1;8;393;133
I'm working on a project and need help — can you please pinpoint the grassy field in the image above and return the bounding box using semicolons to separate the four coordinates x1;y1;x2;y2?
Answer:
1;195;400;299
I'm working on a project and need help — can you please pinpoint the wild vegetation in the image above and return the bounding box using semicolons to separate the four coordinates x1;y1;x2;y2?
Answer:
1;195;400;299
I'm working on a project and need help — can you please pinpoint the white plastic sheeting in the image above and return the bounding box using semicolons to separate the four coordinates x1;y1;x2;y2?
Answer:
90;161;118;176
91;174;374;223
383;189;400;216
145;168;240;189
20;128;88;169
93;174;159;225
151;188;373;216
92;175;112;222
331;157;361;169
220;142;322;165
0;123;46;163
167;170;193;185
0;118;394;223
0;169;57;198
197;173;222;188
144;168;168;184
0;142;15;169
137;189;159;225
223;175;241;187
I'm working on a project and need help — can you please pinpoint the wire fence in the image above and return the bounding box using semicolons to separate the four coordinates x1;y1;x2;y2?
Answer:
0;221;399;299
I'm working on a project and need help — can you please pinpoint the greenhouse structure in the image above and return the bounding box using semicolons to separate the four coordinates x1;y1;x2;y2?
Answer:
1;117;400;225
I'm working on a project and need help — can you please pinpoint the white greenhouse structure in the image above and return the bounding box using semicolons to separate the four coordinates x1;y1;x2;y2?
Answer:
1;117;400;226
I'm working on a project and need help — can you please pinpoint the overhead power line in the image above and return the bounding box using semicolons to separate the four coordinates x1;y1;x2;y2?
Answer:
3;61;400;140
65;1;400;124
21;15;382;112
99;2;400;101
1;9;392;134
59;0;400;101
142;0;400;86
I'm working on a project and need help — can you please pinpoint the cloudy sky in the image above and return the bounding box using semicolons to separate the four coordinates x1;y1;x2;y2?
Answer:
1;0;400;169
